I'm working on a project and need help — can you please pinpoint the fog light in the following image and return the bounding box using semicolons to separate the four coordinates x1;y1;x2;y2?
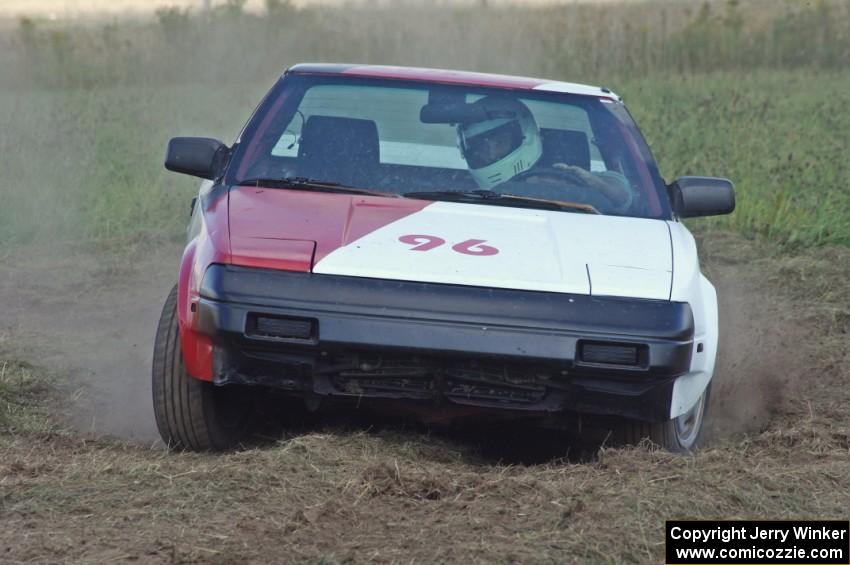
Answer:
248;314;316;341
579;342;641;366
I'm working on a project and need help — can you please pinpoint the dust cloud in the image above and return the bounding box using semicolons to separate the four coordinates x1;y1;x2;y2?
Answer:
703;248;817;442
1;246;180;442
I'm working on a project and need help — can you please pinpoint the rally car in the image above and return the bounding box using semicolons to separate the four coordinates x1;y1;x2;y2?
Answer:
153;64;735;453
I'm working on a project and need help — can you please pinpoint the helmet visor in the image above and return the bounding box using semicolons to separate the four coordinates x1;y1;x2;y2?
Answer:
463;120;524;170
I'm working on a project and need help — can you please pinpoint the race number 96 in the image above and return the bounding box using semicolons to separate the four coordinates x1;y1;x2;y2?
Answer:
399;235;499;256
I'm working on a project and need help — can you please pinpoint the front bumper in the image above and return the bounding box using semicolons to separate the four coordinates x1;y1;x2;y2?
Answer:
195;264;694;422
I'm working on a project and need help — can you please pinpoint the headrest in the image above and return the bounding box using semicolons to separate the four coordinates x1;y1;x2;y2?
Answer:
539;128;591;171
297;116;380;186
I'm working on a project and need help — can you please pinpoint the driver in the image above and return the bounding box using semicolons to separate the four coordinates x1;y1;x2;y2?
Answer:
457;96;632;210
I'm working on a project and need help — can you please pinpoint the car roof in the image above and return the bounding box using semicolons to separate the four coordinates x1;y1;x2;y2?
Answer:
287;63;621;101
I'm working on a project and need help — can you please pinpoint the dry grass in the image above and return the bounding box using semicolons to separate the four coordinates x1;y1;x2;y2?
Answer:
0;354;53;434
3;429;848;563
1;233;848;564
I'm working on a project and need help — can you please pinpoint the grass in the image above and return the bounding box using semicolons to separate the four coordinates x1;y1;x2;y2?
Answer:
3;425;848;563
626;70;850;247
0;0;848;251
0;332;55;433
0;358;52;433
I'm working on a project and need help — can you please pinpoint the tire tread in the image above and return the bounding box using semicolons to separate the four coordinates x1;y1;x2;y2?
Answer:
152;285;247;451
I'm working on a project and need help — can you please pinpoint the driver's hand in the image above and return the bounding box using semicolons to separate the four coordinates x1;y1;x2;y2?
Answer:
553;164;632;209
552;163;600;185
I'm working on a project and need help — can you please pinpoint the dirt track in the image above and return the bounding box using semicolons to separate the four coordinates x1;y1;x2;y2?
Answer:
1;234;848;563
1;242;182;441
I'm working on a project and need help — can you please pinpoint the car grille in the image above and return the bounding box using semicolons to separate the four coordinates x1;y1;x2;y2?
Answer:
330;357;552;406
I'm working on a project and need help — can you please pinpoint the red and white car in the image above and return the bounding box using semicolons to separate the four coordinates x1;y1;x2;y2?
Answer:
153;64;734;452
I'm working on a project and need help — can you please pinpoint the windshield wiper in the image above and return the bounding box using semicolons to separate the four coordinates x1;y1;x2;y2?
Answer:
237;177;398;198
403;190;599;214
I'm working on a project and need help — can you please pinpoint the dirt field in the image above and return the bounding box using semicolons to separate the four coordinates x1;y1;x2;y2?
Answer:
1;233;848;563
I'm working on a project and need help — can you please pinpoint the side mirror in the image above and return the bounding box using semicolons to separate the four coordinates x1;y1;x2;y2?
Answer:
668;176;735;218
165;137;229;180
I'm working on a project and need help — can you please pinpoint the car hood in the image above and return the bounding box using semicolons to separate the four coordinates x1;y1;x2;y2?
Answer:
228;187;673;300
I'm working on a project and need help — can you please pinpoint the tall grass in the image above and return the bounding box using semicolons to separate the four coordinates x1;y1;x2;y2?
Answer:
5;0;850;89
0;0;848;249
627;71;850;247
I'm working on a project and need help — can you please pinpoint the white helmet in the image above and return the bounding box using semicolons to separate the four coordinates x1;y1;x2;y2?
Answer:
457;97;543;189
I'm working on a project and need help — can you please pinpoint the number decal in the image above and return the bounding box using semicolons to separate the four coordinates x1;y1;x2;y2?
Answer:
398;235;499;256
452;239;499;256
398;234;446;251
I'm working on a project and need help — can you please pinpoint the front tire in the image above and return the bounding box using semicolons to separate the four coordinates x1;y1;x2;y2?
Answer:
152;285;251;451
617;385;711;453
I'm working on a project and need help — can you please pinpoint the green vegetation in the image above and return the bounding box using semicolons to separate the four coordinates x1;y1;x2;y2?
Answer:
627;71;850;247
1;0;848;249
0;358;51;432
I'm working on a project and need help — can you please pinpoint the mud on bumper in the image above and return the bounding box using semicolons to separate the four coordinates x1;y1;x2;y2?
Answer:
195;264;695;422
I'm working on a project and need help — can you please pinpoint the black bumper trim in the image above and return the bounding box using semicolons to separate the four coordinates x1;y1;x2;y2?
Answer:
196;264;695;420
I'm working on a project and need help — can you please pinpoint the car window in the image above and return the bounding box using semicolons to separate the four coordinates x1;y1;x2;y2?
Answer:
524;100;607;172
271;85;467;169
230;75;671;219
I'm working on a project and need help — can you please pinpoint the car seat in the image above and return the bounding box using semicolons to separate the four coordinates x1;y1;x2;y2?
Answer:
538;129;591;170
297;116;380;187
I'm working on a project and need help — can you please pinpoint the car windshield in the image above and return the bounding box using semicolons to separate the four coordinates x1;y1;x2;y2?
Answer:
227;74;671;219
